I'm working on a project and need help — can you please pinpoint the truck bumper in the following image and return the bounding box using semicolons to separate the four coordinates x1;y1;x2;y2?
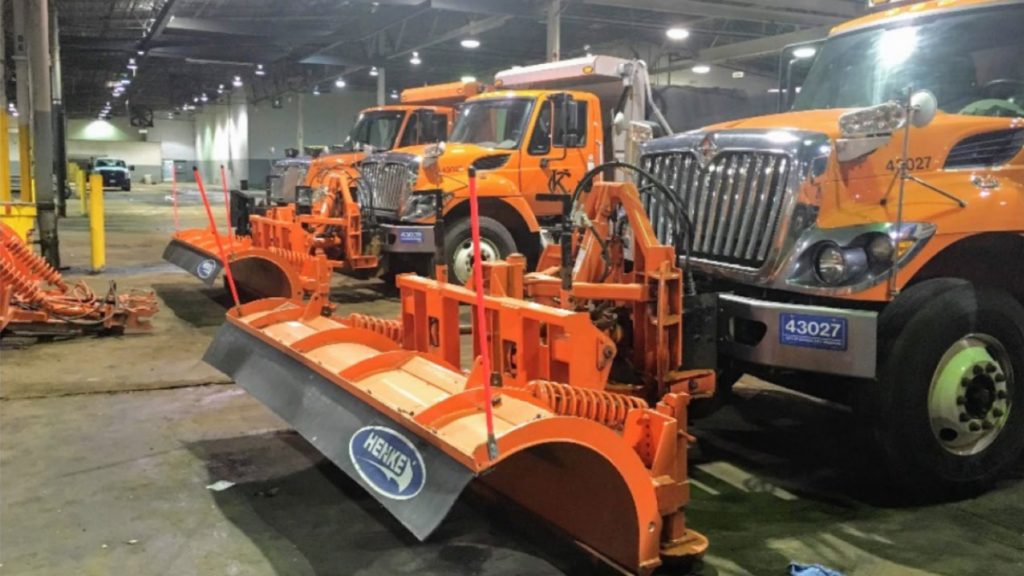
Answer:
718;293;878;379
380;224;436;254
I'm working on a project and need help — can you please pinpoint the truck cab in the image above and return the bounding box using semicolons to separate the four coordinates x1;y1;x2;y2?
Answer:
92;157;134;191
358;56;667;283
640;0;1024;492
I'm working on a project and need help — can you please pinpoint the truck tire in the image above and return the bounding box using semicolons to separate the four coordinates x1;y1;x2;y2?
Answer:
872;278;1024;496
122;183;131;192
444;216;516;286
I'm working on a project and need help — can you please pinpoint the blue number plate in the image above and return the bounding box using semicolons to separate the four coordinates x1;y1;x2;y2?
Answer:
398;230;425;244
779;313;848;351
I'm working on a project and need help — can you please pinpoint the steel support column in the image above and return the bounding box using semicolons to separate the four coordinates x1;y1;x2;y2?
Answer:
13;0;32;202
26;0;59;266
546;0;561;62
0;1;10;202
377;67;386;106
51;3;66;217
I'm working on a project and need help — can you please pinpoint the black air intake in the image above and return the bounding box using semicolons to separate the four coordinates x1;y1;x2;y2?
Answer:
945;129;1024;169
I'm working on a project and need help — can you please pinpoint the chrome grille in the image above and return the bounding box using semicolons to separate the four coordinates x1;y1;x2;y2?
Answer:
641;151;791;269
358;160;415;214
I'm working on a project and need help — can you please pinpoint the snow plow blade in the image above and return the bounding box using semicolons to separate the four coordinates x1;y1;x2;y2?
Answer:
163;229;314;301
204;272;708;574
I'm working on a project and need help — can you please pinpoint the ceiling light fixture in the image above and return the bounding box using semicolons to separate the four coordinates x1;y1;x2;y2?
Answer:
255;64;266;77
200;93;208;102
666;27;690;41
409;51;421;65
232;75;243;88
335;78;347;88
312;86;321;96
460;38;480;49
369;66;379;77
792;46;817;59
460;75;477;83
692;64;711;74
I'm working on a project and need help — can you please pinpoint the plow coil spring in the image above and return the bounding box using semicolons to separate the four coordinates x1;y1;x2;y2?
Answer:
527;381;648;429
3;236;67;290
0;258;46;304
268;247;313;265
344;313;403;344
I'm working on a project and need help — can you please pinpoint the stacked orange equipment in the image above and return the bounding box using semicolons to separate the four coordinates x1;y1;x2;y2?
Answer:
0;222;157;335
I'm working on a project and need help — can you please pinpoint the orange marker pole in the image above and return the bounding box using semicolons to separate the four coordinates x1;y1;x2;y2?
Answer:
219;164;231;237
194;167;241;309
467;167;498;460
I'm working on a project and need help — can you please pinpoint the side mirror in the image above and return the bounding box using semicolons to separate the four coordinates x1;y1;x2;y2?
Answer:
129;165;136;171
910;90;938;128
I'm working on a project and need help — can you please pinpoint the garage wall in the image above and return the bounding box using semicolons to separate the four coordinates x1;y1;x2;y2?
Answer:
247;89;376;185
194;99;249;189
59;117;196;183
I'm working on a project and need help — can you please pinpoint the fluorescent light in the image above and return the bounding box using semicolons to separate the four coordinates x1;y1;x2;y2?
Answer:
460;38;480;49
335;78;347;88
312;86;321;96
255;64;266;77
410;51;421;65
232;75;243;87
692;64;711;74
460;75;476;83
793;46;817;59
200;93;208;102
369;66;379;77
666;27;689;41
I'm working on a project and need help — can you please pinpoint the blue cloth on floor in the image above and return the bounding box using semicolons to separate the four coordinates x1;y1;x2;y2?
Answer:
789;562;845;576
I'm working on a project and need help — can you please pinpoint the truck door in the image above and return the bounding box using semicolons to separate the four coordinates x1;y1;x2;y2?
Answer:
521;95;591;218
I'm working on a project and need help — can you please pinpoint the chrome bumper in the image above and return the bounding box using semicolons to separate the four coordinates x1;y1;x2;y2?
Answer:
718;293;878;379
380;224;436;254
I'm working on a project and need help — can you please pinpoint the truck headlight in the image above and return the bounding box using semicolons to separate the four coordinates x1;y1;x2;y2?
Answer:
399;192;449;222
867;234;895;264
815;243;869;286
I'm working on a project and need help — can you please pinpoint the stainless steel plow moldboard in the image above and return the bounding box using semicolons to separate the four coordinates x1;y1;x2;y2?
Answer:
162;239;223;286
203;321;475;539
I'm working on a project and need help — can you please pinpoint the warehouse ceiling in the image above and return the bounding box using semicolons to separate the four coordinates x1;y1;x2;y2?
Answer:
49;0;866;118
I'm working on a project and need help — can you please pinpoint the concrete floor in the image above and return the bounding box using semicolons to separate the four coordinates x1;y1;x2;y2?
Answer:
2;184;1022;575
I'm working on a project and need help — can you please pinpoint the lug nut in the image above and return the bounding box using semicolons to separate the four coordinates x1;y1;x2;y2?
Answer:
956;396;966;405
996;390;1007;400
986;363;998;374
982;420;995;430
973;365;984;375
959;413;971;422
961;377;972;387
994;373;1006;382
969;421;982;432
993;408;1004;418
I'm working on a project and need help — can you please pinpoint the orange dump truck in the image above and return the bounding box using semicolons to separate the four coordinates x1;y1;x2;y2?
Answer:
357;56;675;284
639;0;1024;492
163;81;483;298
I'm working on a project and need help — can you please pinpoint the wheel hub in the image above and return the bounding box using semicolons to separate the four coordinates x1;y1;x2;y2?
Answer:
451;237;499;285
928;334;1013;456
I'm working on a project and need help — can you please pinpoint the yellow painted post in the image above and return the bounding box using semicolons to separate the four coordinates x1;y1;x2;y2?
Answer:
89;173;105;272
76;166;87;215
0;112;10;202
18;124;31;202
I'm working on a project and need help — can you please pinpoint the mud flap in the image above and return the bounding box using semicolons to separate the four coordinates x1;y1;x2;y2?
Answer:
163;239;222;286
204;322;475;539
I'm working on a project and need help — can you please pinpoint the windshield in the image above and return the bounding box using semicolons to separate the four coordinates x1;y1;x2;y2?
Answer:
339;111;406;152
794;5;1024;118
95;159;125;168
449;98;533;150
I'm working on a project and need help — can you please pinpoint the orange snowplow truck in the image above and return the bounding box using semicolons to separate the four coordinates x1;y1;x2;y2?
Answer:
639;0;1024;493
163;81;483;298
357;56;673;284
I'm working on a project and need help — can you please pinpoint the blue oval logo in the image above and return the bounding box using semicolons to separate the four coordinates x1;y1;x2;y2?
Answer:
196;258;217;280
348;426;426;500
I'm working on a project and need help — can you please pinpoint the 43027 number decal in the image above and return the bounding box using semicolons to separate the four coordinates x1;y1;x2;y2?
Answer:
886;156;932;172
779;313;848;351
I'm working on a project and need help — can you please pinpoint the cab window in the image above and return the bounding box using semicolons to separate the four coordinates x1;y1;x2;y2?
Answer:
528;99;588;155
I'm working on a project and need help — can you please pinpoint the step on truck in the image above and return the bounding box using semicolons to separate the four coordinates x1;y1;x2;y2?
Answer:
639;0;1024;492
163;81;482;299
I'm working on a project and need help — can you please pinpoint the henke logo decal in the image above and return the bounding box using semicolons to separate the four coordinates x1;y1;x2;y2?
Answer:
196;258;218;280
349;426;426;500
